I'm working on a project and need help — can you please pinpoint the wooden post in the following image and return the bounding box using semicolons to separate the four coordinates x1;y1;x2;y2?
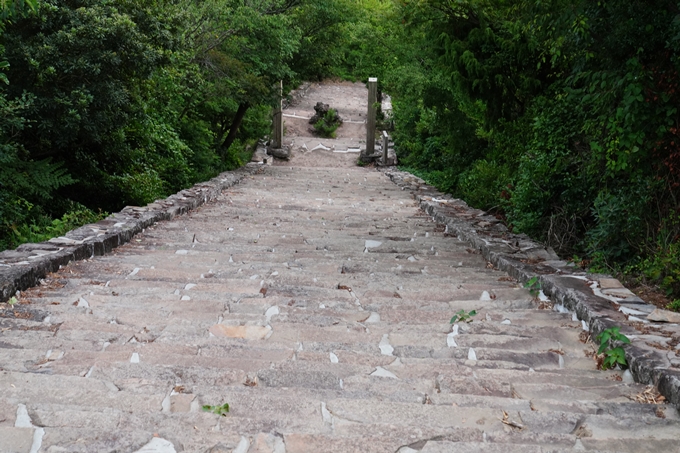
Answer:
382;130;389;166
366;77;378;156
272;80;283;149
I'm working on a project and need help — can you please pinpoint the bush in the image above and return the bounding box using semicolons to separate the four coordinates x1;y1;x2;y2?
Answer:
3;202;107;250
458;159;511;211
634;213;680;301
313;109;341;138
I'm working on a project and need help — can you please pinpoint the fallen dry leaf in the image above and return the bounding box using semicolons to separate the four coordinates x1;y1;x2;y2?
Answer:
630;386;666;405
499;410;524;430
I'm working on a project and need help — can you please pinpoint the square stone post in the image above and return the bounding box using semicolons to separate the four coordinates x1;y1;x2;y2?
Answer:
365;77;378;156
272;80;283;149
382;130;389;166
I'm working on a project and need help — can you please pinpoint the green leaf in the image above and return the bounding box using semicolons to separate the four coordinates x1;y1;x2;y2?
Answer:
202;403;230;416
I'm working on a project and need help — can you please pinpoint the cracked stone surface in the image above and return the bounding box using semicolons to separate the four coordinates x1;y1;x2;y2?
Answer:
1;82;680;452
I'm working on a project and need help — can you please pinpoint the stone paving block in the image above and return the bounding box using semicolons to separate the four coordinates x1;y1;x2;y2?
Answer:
37;427;153;453
0;427;35;453
513;382;637;403
420;442;544;453
579;437;680;453
326;398;506;431
283;433;397;453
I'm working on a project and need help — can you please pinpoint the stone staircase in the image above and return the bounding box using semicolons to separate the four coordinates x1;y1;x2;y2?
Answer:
1;165;679;452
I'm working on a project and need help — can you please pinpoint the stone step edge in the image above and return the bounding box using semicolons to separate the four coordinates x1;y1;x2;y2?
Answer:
382;168;680;408
0;164;264;302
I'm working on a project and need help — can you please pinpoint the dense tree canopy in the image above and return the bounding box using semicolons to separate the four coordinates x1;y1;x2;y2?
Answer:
338;0;680;301
0;0;352;248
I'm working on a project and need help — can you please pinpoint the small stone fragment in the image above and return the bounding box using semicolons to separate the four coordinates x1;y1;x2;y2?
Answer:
365;312;380;323
647;309;680;323
379;334;394;356
447;332;458;348
232;436;250;453
15;404;33;428
251;433;286;453
599;278;624;289
370;367;398;379
134;437;177;453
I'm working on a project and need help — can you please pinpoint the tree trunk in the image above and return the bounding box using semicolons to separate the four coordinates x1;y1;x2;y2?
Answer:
220;103;249;158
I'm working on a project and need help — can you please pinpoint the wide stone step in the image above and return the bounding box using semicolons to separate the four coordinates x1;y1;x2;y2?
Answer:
417;438;679;453
434;367;645;398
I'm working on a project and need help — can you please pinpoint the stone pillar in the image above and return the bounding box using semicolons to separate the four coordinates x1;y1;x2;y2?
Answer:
382;130;389;166
365;77;378;156
272;80;283;149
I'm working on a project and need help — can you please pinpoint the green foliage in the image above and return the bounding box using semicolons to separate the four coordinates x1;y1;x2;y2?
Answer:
6;203;107;249
458;160;511;211
0;0;350;252
289;0;357;81
523;277;541;298
0;90;77;249
344;0;680;301
668;300;680;313
450;309;477;324
312;109;341;138
633;213;680;299
202;402;230;416
596;327;631;370
0;0;37;20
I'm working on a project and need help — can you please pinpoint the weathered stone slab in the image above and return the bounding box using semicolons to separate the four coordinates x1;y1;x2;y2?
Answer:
209;324;272;340
647;308;680;323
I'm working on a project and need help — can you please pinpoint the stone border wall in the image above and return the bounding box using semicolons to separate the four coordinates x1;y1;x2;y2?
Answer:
383;168;680;408
0;163;262;302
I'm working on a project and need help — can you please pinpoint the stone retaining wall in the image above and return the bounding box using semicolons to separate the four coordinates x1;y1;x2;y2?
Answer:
383;167;680;408
0;164;262;302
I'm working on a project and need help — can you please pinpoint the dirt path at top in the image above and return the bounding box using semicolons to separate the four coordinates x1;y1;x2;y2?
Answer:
277;80;369;168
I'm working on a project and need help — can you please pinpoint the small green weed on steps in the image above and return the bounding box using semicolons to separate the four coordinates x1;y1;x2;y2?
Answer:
202;403;230;416
524;276;541;297
668;299;680;312
450;309;477;324
596;327;631;370
8;297;18;306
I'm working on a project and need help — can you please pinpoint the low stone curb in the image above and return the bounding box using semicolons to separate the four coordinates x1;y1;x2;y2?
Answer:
0;163;263;302
383;167;680;408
